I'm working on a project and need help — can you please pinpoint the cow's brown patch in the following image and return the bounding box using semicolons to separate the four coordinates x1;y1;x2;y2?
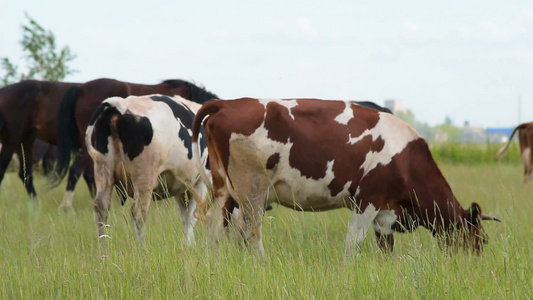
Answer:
263;100;381;196
204;98;265;170
264;102;292;143
266;153;280;169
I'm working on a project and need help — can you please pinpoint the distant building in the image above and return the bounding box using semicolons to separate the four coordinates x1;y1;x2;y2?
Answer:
486;127;514;143
461;124;486;143
382;99;514;144
459;126;513;143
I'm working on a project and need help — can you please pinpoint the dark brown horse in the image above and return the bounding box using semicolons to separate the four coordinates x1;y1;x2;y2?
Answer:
3;139;58;175
0;80;80;201
32;139;58;176
53;78;218;210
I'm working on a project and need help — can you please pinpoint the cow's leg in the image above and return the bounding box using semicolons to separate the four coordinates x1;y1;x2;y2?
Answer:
206;187;231;249
522;148;533;183
16;138;38;202
176;190;199;246
225;140;272;255
131;184;153;244
237;193;267;256
345;204;379;255
225;197;239;229
372;210;397;252
58;156;83;210
93;175;114;242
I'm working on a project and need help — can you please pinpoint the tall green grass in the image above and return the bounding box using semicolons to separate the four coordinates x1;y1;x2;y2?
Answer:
430;142;520;164
0;162;531;299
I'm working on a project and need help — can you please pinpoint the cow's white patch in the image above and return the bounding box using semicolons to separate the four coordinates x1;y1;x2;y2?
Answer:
258;98;299;120
348;112;419;176
104;96;129;114
522;147;533;183
334;102;354;125
354;186;361;198
229;120;351;211
372;210;397;235
345;203;379;251
171;95;202;113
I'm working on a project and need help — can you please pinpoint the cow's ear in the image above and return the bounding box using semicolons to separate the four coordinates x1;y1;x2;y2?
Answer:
467;202;482;224
469;202;502;222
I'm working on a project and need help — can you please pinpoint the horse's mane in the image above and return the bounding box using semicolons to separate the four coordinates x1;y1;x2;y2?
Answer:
162;79;218;104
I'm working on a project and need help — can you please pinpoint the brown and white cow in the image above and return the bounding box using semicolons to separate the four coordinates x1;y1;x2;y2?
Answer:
86;94;209;245
496;122;533;182
191;98;500;255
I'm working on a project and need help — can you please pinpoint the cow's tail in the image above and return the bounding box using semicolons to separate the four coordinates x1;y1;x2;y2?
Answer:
191;100;220;216
496;124;524;159
51;86;82;186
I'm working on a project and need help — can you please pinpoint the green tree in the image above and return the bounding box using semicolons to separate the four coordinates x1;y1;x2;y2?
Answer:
396;109;415;126
1;14;76;87
434;123;462;143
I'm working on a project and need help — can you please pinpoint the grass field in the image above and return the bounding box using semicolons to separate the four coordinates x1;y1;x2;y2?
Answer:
0;163;531;299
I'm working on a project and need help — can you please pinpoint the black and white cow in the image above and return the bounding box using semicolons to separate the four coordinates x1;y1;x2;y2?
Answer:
86;94;209;244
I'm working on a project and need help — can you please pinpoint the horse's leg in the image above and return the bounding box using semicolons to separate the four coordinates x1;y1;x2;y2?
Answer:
41;145;56;176
17;138;38;202
0;145;15;188
82;170;96;198
80;148;96;198
58;155;82;210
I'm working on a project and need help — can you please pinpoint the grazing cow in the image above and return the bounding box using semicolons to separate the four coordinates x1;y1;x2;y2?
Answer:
86;94;209;244
192;98;500;255
496;122;533;182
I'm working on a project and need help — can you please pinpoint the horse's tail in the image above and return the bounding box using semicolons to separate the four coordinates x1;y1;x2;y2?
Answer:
496;124;525;158
51;86;82;185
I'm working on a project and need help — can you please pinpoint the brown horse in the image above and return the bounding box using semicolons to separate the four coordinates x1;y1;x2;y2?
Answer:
0;80;80;201
32;139;58;176
53;78;218;210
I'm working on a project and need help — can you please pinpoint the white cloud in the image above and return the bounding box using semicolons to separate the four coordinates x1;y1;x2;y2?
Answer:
401;21;441;40
459;21;525;41
296;16;319;40
522;9;533;19
403;21;422;37
212;28;228;39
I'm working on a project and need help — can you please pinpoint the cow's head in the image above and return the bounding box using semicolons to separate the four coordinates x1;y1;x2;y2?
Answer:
460;202;501;253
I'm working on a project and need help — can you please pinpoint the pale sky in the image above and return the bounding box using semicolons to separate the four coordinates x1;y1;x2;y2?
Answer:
1;1;532;128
